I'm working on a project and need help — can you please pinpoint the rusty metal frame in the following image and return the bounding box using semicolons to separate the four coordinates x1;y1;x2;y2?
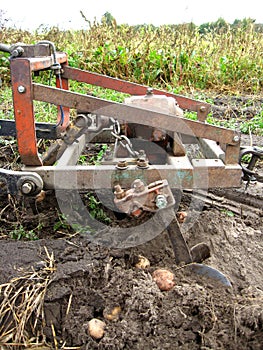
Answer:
4;43;242;190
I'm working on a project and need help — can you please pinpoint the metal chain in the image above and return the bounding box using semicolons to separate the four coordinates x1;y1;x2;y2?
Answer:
111;121;139;157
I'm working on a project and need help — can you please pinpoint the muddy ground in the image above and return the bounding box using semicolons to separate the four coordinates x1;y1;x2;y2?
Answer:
0;96;262;349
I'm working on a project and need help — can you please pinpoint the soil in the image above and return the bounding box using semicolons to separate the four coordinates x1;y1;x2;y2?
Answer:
0;95;262;349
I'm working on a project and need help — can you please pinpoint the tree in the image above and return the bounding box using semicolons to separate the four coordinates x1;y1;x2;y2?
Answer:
101;12;117;27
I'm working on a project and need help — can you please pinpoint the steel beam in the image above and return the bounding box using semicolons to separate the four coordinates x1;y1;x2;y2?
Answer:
24;161;242;190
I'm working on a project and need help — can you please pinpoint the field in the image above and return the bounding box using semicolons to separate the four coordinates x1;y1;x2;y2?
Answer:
0;19;262;349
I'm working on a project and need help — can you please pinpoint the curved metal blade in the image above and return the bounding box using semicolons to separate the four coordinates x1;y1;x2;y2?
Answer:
189;263;232;287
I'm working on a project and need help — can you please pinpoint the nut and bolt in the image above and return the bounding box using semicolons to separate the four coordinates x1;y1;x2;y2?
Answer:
114;185;126;199
155;194;168;209
146;87;153;96
233;135;240;142
132;179;145;193
21;181;34;195
199;106;206;112
116;160;128;170
136;157;149;169
17;85;26;93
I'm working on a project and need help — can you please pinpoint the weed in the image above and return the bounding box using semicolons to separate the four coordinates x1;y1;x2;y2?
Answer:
221;209;235;217
53;212;71;232
88;144;108;165
86;193;111;224
9;224;38;240
240;112;263;136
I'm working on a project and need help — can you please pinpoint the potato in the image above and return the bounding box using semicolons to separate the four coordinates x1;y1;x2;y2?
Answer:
177;211;188;223
135;255;150;269
87;318;106;339
152;268;175;291
103;305;121;321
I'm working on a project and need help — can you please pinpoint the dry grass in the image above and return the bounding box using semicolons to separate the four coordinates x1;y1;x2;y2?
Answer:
0;247;55;348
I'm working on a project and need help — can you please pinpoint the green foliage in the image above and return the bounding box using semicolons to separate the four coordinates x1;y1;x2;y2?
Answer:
221;209;235;217
239;112;263;136
86;193;111;224
0;18;262;136
0;18;263;94
88;144;108;165
9;225;38;240
53;212;71;232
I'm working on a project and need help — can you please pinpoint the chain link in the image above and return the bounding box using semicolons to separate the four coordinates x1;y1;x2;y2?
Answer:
111;120;139;157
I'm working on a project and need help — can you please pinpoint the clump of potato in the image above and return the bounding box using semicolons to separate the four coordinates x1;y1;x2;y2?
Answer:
152;268;175;291
87;318;106;339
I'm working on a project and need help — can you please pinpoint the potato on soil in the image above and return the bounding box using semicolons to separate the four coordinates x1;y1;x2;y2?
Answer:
134;255;150;269
87;318;106;339
103;305;121;321
152;268;175;291
177;211;188;223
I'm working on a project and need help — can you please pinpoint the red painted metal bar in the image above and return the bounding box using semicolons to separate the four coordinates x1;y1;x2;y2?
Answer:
10;58;42;166
9;52;68;165
62;66;211;119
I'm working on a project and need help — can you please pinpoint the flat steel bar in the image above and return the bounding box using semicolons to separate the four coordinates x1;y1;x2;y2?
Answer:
24;163;242;190
56;134;86;166
0;119;58;139
28;52;67;71
33;84;240;147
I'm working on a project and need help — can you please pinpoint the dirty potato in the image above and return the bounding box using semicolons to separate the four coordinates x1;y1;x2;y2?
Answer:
152;268;175;291
87;318;106;339
177;211;188;223
135;255;150;269
103;305;121;321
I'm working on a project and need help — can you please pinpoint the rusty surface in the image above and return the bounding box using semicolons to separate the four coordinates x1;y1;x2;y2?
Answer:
10;59;42;165
19;44;51;58
62;66;211;116
55;60;70;132
9;51;68;165
28;53;67;71
33;83;240;147
113;179;175;215
8;45;242;190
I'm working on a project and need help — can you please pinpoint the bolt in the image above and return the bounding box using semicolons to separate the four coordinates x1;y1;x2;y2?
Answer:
136;157;149;169
21;181;33;195
199;105;206;112
132;179;145;193
155;194;168;209
146;87;153;96
233;135;240;142
17;85;26;93
114;185;126;199
116;160;128;170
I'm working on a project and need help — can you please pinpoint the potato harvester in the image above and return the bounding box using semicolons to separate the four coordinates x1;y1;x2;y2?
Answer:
1;41;262;287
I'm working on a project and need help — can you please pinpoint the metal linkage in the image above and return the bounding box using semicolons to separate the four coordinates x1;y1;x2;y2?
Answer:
113;179;175;217
0;168;43;196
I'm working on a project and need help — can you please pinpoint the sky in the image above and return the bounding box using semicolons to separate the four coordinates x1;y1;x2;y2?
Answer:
1;0;263;30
